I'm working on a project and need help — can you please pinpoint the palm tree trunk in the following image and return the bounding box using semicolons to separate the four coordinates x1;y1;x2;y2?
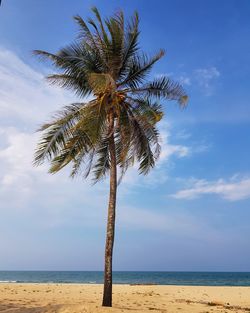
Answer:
102;118;117;307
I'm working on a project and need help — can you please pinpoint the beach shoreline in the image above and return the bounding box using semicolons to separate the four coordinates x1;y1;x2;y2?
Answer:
0;283;249;312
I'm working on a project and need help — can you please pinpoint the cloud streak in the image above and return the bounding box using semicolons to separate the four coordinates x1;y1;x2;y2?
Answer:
0;47;77;128
157;66;220;96
194;66;220;96
172;176;250;201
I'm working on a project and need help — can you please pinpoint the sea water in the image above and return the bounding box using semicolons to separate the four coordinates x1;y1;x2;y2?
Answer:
0;271;249;286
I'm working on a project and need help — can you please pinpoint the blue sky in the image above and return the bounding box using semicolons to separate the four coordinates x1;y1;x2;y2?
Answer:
0;0;250;271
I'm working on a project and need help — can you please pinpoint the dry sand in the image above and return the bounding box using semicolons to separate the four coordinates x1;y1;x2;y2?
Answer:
0;283;249;313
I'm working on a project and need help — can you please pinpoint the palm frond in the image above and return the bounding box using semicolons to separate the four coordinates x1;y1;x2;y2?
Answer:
118;50;165;89
74;14;99;49
119;11;139;78
132;117;157;174
128;76;188;106
93;138;110;182
33;103;86;166
70;145;89;178
104;12;125;77
49;135;88;174
47;74;91;98
91;6;109;45
125;104;161;174
128;96;164;124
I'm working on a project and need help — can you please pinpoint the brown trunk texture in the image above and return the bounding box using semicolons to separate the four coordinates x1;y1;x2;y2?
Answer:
102;120;117;307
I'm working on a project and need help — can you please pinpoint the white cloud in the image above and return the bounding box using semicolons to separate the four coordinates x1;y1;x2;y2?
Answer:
194;66;220;95
178;75;191;86
156;66;220;96
195;66;220;80
0;47;77;127
155;72;191;87
0;127;58;204
159;122;189;161
144;122;190;166
172;176;250;201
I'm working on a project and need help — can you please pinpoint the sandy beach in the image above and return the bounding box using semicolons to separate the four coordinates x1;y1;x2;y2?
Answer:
0;283;249;313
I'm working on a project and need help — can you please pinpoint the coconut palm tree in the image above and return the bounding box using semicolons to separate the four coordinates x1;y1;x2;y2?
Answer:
33;7;187;307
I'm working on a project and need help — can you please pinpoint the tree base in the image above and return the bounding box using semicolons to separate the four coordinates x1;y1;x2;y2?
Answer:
102;298;112;307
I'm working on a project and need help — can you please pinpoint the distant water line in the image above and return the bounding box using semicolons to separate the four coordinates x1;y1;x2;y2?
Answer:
0;271;249;286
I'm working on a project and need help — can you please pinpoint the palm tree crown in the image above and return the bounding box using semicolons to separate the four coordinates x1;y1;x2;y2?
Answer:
33;7;187;181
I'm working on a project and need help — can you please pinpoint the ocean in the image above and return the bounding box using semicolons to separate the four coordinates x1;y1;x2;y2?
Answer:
0;271;249;286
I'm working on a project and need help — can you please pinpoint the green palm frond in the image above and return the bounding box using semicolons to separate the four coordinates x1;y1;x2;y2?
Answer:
129;76;188;106
91;6;109;45
116;105;132;164
119;11;139;77
121;103;161;174
47;74;91;98
132;116;158;174
118;50;165;89
33;103;85;165
103;12;125;78
93;138;110;181
33;50;63;65
70;144;89;178
49;135;86;174
74;14;101;50
128;97;164;124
